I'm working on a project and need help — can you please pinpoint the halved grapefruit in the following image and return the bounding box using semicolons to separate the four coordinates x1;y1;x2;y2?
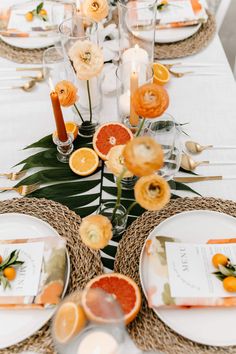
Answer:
82;273;141;325
93;122;133;160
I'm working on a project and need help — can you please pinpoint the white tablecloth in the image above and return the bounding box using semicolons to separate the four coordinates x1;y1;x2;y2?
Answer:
0;2;236;353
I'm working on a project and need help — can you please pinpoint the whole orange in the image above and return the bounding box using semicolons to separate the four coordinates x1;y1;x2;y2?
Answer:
223;276;236;292
25;12;33;21
39;9;47;16
3;267;16;281
212;253;228;269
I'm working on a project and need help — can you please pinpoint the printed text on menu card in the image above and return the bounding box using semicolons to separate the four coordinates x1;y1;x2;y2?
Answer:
165;242;236;298
0;242;44;296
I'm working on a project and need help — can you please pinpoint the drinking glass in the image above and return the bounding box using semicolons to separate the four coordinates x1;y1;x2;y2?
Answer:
118;0;157;63
145;113;182;181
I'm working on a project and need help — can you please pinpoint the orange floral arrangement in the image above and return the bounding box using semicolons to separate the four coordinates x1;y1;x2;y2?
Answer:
123;136;163;177
55;80;78;107
83;0;109;22
79;214;112;250
131;83;169;118
79;135;170;250
134;174;170;211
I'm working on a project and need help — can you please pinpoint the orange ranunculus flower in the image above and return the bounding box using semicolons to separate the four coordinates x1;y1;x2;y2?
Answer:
123;136;164;177
83;0;109;22
79;214;112;250
134;175;170;211
69;40;104;80
105;145;133;178
131;83;169;118
55;80;78;107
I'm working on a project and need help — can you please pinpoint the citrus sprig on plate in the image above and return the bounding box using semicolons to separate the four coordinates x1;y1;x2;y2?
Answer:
0;250;24;290
212;253;236;292
25;2;48;22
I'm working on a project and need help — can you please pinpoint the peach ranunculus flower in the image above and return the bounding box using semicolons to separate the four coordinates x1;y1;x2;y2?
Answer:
123;136;164;177
55;80;78;107
131;83;169;118
134;175;170;211
105;145;133;178
69;40;104;80
83;0;109;22
79;214;112;250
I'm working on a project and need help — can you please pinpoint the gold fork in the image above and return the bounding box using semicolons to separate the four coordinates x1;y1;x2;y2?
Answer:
0;183;40;196
168;69;194;78
0;170;26;181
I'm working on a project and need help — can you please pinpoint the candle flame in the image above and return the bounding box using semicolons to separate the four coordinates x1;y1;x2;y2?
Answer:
134;44;139;50
76;0;82;10
48;77;55;92
131;61;137;73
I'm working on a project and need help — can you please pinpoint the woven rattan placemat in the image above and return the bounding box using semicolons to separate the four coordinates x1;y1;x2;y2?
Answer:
0;11;215;64
155;11;216;60
0;197;103;354
114;197;236;354
0;38;49;64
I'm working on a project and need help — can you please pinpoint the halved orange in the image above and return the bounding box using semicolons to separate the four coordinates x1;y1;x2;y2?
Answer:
153;63;170;86
93;122;133;160
53;121;78;141
82;273;141;325
69;148;99;176
53;301;87;343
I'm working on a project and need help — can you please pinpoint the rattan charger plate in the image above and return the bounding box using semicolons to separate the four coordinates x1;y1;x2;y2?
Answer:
155;11;216;60
0;197;103;354
114;197;236;354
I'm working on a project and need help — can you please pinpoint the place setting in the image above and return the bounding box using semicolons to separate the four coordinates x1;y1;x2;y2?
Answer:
1;0;236;354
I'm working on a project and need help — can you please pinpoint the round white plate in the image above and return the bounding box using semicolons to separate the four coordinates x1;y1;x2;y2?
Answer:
0;34;60;50
140;210;236;347
0;0;67;49
155;23;201;43
0;212;70;349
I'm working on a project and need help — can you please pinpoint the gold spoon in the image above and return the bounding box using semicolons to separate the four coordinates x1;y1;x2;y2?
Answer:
181;154;209;171
181;153;236;171
0;80;36;92
185;140;236;154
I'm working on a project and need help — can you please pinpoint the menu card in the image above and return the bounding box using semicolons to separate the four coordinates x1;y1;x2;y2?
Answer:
0;242;44;297
166;242;236;298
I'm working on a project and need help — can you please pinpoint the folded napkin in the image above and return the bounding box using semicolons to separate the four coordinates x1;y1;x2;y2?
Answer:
156;0;208;29
146;236;236;309
0;237;66;309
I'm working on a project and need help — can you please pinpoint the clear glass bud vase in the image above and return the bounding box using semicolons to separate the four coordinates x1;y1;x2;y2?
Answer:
97;202;128;240
59;14;101;137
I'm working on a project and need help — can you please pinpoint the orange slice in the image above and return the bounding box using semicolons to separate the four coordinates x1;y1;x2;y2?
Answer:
53;121;78;141
53;301;87;343
82;273;141;325
69;147;99;176
93;122;133;160
153;63;170;86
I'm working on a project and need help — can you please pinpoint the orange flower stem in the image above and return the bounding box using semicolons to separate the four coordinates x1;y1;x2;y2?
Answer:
135;117;145;137
74;103;85;123
87;80;93;122
111;167;127;223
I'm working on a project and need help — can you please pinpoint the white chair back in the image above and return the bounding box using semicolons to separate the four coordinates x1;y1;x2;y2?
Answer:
215;0;231;31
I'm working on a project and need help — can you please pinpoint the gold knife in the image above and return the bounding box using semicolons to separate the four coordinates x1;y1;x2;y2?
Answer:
174;176;223;183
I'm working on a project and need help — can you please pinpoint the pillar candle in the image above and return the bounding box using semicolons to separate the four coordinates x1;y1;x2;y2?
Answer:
130;69;139;126
77;331;118;354
49;78;67;142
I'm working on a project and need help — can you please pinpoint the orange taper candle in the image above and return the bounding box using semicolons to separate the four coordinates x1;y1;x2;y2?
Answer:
49;78;68;142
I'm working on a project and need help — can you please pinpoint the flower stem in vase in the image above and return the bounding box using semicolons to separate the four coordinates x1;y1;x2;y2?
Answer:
135;117;145;137
74;103;84;123
111;168;127;223
87;80;93;122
